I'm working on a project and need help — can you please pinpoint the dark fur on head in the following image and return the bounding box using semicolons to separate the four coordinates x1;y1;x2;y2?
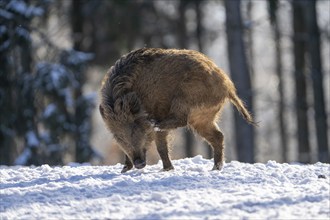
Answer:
99;49;157;167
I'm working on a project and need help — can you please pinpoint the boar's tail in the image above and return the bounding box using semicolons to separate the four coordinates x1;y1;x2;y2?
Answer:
228;90;258;126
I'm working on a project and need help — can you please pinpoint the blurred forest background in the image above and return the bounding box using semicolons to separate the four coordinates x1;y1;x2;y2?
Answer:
0;0;329;166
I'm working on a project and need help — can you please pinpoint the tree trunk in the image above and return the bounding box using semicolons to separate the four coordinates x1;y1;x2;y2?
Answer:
292;0;310;163
21;52;39;165
194;0;203;53
71;0;84;50
70;0;99;163
303;0;329;162
71;0;93;163
275;15;288;163
178;0;188;49
225;0;255;163
269;0;289;162
0;56;14;165
178;0;195;158
193;0;212;159
246;0;255;77
16;17;42;165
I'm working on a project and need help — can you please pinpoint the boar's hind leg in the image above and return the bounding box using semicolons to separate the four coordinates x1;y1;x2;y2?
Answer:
121;155;133;173
155;131;174;171
194;123;224;171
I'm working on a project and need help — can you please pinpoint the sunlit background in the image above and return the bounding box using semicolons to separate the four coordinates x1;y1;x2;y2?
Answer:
1;0;329;166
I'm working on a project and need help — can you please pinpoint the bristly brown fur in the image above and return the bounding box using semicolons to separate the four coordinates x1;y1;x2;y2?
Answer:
99;48;256;173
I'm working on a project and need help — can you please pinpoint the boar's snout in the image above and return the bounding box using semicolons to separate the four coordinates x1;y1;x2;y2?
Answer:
133;158;146;169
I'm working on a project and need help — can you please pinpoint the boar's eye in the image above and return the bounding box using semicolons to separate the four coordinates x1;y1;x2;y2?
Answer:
133;118;149;130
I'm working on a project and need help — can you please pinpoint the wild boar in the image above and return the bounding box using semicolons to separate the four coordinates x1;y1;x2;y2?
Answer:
99;48;256;173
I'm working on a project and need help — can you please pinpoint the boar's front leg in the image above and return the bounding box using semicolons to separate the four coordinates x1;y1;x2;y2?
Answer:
155;131;174;171
121;155;133;173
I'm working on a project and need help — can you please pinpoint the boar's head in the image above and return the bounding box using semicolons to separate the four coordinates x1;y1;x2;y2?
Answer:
99;92;154;169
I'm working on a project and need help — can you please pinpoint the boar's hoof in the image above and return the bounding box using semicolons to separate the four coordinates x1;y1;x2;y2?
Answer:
134;159;146;169
121;164;133;173
212;163;224;171
162;165;174;171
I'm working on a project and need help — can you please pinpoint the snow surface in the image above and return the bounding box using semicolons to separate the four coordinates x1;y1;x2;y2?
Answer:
1;156;329;219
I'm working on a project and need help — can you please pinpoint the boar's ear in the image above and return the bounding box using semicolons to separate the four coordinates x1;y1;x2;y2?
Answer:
114;98;124;114
125;92;141;115
129;98;140;115
113;92;141;118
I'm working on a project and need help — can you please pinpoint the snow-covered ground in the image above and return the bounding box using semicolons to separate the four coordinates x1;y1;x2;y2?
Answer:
1;156;329;219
